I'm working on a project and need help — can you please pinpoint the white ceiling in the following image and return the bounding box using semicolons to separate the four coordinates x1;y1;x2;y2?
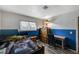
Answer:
0;5;79;19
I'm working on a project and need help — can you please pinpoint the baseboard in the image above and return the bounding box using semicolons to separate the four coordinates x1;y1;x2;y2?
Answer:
68;49;77;54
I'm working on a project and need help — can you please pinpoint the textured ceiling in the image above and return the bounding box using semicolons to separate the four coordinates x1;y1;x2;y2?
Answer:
0;5;79;19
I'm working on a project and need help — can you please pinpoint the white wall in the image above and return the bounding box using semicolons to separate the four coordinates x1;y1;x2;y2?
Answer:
51;10;79;29
0;11;43;30
0;10;2;29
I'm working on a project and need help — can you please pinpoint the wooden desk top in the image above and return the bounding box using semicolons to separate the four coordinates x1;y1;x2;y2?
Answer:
54;35;65;40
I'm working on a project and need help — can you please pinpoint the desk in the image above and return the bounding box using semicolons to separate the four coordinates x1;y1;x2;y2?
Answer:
54;35;65;49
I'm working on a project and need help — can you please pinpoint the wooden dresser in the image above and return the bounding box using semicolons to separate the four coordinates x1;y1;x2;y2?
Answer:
40;27;48;44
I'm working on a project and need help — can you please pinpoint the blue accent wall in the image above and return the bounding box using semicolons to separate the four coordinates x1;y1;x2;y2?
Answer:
19;30;39;36
0;29;39;41
0;29;39;36
0;30;2;35
0;29;18;35
52;29;76;50
0;29;18;41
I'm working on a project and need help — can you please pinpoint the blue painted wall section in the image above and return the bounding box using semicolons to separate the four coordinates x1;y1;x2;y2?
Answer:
0;29;18;35
0;29;18;41
52;29;76;50
18;30;39;36
0;29;39;36
0;29;39;41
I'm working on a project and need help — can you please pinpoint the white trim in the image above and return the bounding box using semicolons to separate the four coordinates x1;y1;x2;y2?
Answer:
76;18;78;53
68;49;76;53
76;29;78;53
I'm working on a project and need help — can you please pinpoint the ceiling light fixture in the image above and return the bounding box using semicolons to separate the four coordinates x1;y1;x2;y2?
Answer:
43;5;48;10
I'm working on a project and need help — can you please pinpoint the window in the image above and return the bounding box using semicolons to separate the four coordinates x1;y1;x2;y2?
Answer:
29;22;37;30
20;21;37;31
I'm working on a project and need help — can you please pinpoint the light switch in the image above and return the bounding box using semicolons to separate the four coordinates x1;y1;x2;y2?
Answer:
70;31;73;34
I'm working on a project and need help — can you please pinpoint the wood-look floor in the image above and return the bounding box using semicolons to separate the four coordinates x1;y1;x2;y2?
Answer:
37;40;76;54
